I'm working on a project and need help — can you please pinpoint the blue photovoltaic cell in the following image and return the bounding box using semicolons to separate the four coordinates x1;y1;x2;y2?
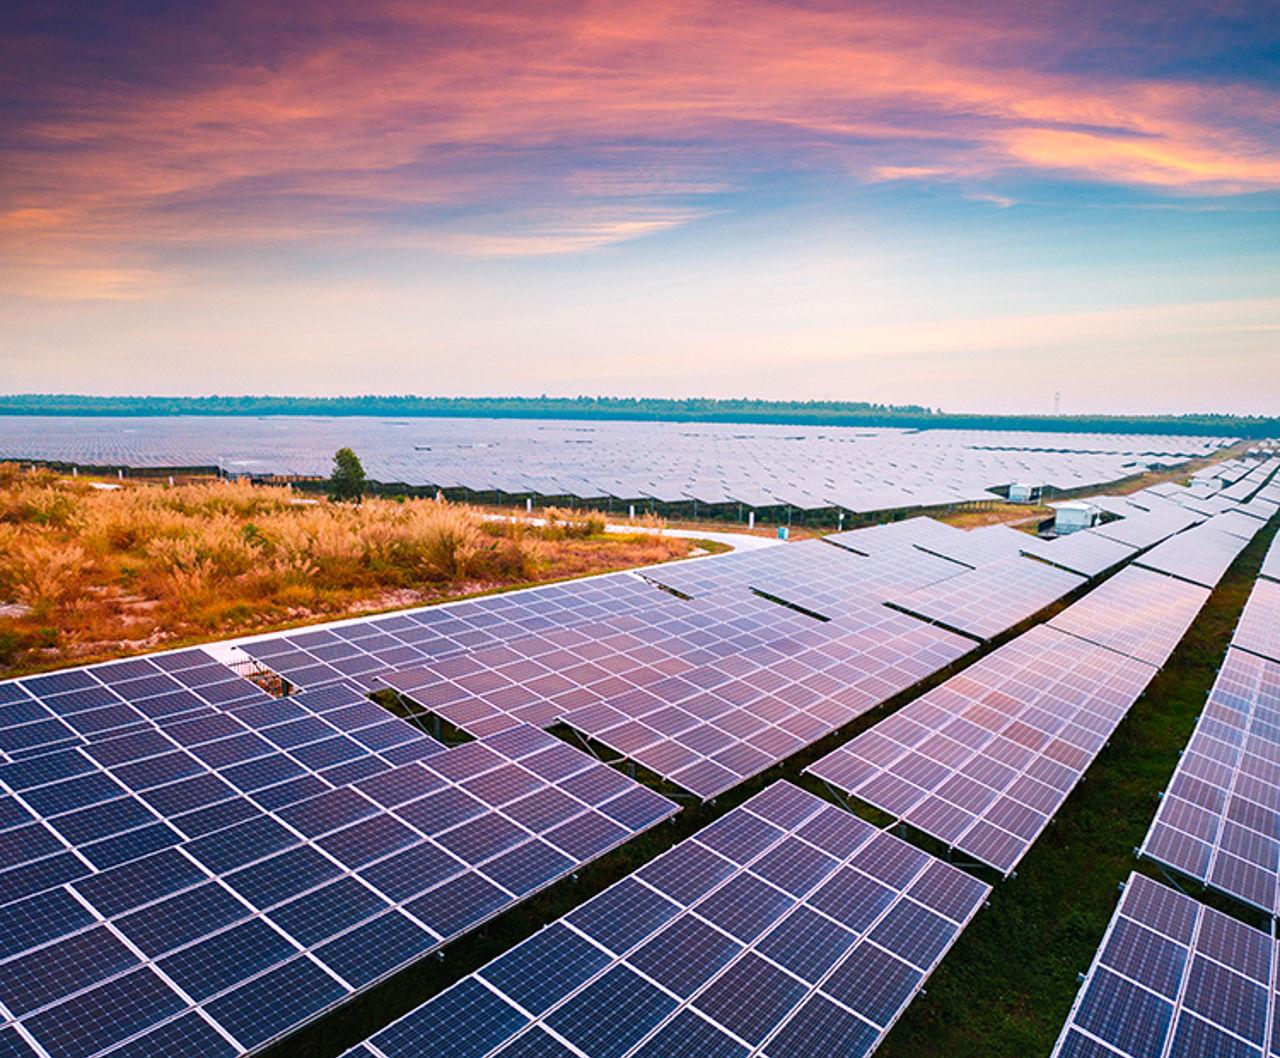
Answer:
350;782;988;1058
0;644;675;1058
1051;872;1279;1058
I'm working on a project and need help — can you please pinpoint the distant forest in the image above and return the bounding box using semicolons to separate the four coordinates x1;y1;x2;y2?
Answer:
1;394;1276;437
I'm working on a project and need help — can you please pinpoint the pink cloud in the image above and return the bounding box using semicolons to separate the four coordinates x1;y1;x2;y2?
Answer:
2;1;1276;296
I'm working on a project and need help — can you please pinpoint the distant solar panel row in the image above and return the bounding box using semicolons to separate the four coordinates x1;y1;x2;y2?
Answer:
0;655;676;1058
807;625;1158;874
1051;872;1278;1058
1048;566;1210;668
0;417;1230;516
347;782;990;1058
558;612;974;800
886;557;1085;642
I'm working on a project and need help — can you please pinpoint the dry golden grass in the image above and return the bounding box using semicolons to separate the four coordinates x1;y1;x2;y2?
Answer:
0;467;693;676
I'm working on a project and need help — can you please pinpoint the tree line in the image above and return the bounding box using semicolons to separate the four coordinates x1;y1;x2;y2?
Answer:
0;394;1274;437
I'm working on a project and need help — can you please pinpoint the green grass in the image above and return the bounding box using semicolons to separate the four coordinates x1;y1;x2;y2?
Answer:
264;514;1277;1058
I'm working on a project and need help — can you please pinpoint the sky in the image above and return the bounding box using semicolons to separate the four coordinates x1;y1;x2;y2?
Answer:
1;1;1277;415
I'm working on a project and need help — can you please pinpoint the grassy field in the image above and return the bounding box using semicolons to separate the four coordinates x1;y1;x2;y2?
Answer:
264;506;1276;1058
0;466;703;677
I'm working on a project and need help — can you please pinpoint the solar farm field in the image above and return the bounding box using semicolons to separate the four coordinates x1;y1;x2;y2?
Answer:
0;443;1276;1058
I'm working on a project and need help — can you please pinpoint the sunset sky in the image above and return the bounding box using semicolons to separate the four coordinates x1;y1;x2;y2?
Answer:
2;1;1277;413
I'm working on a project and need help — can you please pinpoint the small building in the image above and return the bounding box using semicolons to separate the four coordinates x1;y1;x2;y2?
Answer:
1054;501;1101;535
1008;482;1039;504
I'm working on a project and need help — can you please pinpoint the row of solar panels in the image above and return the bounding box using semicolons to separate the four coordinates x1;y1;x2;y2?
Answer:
1141;531;1280;916
1051;532;1280;1058
373;516;1148;800
0;417;1237;515
238;496;1235;815
805;491;1274;879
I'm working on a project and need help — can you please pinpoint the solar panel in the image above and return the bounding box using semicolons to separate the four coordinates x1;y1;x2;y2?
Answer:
825;517;965;558
885;556;1085;642
379;591;820;741
1018;531;1136;578
1135;519;1256;589
1091;506;1203;550
1233;577;1280;664
1051;872;1274;1058
807;625;1157;874
1048;566;1210;668
1214;507;1273;538
347;781;990;1058
913;524;1032;569
0;654;676;1058
1263;535;1280;585
1141;647;1280;915
637;539;967;619
240;573;682;694
560;611;974;801
759;544;967;616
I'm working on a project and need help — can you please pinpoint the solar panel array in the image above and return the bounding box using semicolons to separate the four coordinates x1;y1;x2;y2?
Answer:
807;625;1158;874
347;782;990;1058
558;612;975;800
1048;566;1211;668
1234;578;1280;665
640;538;960;609
0;416;1233;515
1263;535;1280;584
642;538;967;615
1091;505;1203;550
1017;531;1137;578
1141;648;1280;915
1215;507;1275;538
0;655;677;1058
239;574;682;695
1135;516;1259;589
885;556;1086;642
376;589;829;732
911;524;1032;569
825;516;965;557
1051;871;1278;1058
